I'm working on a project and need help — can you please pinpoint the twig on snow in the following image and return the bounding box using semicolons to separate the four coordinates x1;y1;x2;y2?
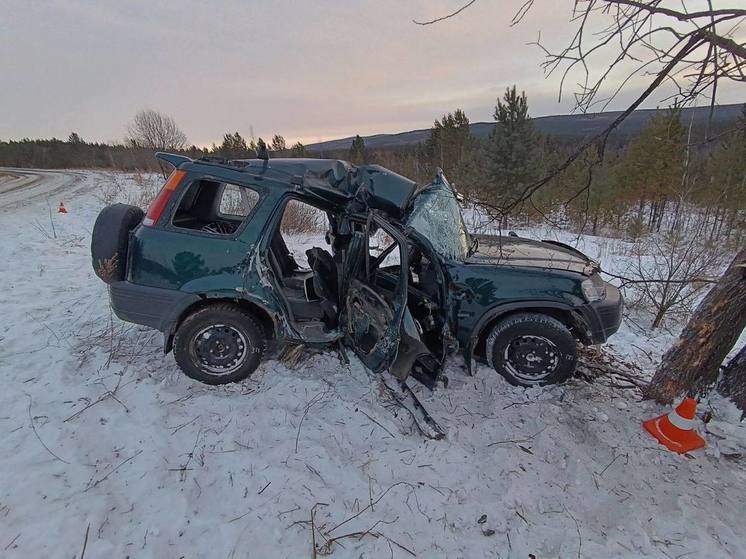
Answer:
381;533;416;557
88;450;143;489
168;415;200;435
515;508;529;525
597;453;628;477
176;429;203;482
278;505;301;519
295;389;328;453
318;518;414;558
64;382;132;423
565;506;582;559
228;508;253;524
46;198;57;239
27;395;71;464
306;463;326;484
4;534;20;551
326;482;412;535
357;408;396;438
79;523;90;559
487;427;546;448
311;507;317;559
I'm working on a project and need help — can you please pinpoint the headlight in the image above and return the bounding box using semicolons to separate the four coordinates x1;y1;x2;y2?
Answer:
581;276;607;302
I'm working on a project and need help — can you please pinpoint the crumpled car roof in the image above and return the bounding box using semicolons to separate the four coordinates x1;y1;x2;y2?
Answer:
237;158;418;216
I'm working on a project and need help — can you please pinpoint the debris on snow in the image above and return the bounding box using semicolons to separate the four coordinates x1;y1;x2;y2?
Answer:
0;171;745;558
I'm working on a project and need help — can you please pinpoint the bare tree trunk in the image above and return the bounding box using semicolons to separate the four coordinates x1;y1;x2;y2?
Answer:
709;206;721;241
656;199;666;232
715;208;728;239
645;246;746;403
718;345;746;416
651;308;666;330
724;208;736;239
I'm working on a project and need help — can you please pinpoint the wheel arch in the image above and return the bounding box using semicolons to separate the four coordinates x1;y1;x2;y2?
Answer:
163;294;278;354
464;302;591;374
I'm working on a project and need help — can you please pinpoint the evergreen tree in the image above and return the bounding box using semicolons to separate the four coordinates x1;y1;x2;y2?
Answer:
271;134;287;152
704;104;746;239
485;86;542;217
290;142;307;158
213;132;254;159
348;135;368;165
424;109;471;180
618;109;686;232
454;137;489;201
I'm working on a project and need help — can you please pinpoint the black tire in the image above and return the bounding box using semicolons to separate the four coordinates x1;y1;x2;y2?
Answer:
485;313;577;387
173;304;266;385
91;203;144;283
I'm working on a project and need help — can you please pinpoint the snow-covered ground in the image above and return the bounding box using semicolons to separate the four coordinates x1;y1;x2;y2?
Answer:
1;171;745;558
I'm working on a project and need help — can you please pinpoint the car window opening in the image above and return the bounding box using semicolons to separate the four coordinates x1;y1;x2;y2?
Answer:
268;199;341;330
370;232;444;361
172;179;259;235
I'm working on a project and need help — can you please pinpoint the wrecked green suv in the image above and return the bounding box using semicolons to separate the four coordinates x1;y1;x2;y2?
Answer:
91;153;622;388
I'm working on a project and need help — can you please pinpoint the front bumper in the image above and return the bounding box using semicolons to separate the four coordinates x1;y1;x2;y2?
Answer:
579;283;623;344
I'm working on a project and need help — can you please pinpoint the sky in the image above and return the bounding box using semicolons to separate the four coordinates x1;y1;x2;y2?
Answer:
1;0;743;147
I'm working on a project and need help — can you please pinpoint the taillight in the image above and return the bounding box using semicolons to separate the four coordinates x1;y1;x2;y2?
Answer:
142;170;187;227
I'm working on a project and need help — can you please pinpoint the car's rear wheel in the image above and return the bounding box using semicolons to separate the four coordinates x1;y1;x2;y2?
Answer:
486;313;577;387
174;304;266;385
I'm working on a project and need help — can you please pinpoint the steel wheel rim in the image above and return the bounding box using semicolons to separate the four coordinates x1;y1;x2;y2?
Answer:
503;335;560;382
192;323;249;376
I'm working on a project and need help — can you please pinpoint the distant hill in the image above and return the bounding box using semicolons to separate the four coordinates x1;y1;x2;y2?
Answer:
307;103;743;152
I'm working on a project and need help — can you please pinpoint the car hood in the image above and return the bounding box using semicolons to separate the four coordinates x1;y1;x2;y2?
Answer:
466;234;600;275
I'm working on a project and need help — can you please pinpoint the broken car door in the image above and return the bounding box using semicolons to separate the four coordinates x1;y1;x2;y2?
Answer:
343;215;409;373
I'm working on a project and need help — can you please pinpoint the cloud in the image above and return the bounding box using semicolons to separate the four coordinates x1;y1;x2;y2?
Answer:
1;0;742;145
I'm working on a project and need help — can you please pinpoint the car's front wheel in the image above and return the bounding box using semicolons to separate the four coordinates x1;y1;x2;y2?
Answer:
174;304;266;385
485;313;577;387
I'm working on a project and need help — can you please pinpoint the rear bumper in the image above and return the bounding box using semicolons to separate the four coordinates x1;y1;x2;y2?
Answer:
579;283;623;344
109;281;199;332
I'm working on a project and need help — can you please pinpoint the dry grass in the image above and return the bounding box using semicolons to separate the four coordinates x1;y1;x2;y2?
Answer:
93;255;120;283
281;200;325;233
620;232;727;329
96;173;161;209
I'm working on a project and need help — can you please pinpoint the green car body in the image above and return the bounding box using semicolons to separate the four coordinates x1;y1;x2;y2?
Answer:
103;152;622;385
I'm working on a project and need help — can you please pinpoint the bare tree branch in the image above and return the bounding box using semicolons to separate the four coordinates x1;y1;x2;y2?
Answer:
606;0;746;22
413;0;478;26
416;1;745;224
127;109;188;151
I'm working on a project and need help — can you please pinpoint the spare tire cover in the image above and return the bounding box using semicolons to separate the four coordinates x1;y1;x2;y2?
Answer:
91;203;144;283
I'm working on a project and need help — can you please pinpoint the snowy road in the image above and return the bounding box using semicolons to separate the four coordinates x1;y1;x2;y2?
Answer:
0;168;84;209
0;171;745;558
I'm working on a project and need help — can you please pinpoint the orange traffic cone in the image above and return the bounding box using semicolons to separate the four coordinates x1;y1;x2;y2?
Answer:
57;201;68;214
643;398;705;454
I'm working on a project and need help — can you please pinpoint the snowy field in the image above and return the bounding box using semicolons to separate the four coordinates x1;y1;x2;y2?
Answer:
1;171;745;558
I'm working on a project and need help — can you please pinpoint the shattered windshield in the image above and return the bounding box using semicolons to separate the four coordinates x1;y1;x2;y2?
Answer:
406;176;470;260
